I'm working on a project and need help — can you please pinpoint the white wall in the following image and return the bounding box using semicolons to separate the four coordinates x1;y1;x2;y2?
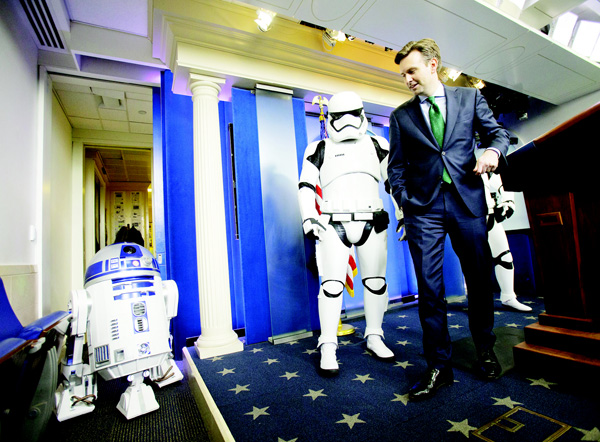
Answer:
0;2;41;324
0;2;39;265
46;94;74;313
0;3;76;320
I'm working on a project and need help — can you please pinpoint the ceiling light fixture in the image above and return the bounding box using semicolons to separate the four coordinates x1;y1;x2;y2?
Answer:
471;78;486;89
323;29;346;50
446;69;462;81
255;9;276;32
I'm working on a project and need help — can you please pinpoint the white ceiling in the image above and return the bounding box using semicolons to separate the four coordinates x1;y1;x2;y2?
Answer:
51;75;153;134
236;0;600;105
13;0;600;181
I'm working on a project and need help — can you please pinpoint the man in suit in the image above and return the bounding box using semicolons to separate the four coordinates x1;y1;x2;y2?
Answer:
388;38;510;401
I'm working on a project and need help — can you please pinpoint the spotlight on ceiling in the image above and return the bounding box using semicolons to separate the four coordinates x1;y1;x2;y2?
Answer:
470;77;486;89
447;69;462;81
322;28;346;49
255;9;276;32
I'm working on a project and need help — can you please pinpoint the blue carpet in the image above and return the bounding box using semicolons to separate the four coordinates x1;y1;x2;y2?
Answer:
189;296;600;442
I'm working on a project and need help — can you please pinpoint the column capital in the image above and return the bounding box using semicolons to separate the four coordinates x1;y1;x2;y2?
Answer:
188;73;226;95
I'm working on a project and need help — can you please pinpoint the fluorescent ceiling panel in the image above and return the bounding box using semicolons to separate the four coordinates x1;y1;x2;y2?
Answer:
550;12;578;46
571;20;600;57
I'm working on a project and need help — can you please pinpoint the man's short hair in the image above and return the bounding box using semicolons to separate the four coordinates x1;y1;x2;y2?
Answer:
394;38;442;72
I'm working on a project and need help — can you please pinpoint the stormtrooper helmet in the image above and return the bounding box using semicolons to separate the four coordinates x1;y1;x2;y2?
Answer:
327;91;368;142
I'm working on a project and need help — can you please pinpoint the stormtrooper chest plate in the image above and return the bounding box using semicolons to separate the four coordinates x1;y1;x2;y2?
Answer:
319;138;380;188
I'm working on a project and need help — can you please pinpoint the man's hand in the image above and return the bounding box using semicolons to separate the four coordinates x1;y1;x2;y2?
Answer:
494;200;515;223
396;208;407;241
473;150;499;175
302;218;326;241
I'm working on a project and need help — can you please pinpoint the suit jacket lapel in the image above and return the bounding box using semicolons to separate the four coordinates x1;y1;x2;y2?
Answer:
405;96;438;149
443;85;459;146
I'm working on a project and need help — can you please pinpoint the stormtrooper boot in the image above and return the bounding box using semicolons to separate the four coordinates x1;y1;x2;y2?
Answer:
364;280;394;360
366;334;394;360
319;342;339;376
501;294;532;312
317;290;343;376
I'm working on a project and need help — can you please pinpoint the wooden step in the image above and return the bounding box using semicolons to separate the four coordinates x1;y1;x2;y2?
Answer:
538;312;598;332
523;322;600;358
513;342;600;378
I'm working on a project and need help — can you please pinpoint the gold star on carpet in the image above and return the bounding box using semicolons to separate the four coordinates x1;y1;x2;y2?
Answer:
280;371;300;380
492;396;522;409
525;315;537;320
250;348;263;353
287;341;299;345
391;393;409;405
397;314;407;318
353;374;374;384
211;356;223;362
524;300;535;305
339;340;353;346
396;340;409;346
394;360;413;369
494;311;503;316
575;426;600;441
336;413;365;429
396;326;409;330
263;358;280;365
505;323;520;328
449;324;463;329
304;389;327;400
527;377;558;389
245;406;270;420
217;368;235;376
447;419;476;437
278;438;298;442
303;348;318;355
447;313;455;317
229;384;250;394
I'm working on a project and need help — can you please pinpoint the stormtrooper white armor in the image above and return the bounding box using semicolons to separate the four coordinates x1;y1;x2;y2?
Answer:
483;173;531;312
299;91;399;375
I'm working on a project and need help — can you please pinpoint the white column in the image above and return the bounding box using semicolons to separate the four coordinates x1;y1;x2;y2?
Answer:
189;74;243;359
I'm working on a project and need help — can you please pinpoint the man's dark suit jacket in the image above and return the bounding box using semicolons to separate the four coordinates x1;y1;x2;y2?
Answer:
388;86;509;217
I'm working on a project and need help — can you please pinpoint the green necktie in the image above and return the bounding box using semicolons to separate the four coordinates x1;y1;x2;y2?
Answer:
428;96;452;184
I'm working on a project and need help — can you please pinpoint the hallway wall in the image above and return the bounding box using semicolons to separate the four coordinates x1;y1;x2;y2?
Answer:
0;2;42;324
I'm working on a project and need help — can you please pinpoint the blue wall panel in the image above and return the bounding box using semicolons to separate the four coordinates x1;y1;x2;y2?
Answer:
255;89;311;339
231;88;271;344
293;98;320;331
152;87;167;281
160;71;200;358
219;101;245;331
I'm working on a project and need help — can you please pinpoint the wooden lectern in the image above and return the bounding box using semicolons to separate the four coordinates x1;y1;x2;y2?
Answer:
502;102;600;376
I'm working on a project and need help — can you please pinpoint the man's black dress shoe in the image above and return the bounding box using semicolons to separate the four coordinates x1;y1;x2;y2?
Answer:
476;349;502;380
408;367;454;401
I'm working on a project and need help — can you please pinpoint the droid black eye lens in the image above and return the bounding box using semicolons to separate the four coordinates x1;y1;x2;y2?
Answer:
123;245;137;254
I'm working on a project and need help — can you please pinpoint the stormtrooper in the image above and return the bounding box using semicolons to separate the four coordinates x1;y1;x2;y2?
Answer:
55;242;183;421
298;91;399;375
483;173;532;312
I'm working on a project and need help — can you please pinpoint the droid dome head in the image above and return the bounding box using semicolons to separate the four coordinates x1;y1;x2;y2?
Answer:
327;91;368;142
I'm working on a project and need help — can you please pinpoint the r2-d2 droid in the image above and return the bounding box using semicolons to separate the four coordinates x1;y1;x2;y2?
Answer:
55;243;183;421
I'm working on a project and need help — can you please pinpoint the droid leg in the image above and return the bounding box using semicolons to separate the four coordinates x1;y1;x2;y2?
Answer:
55;290;98;422
117;371;159;420
488;220;531;312
357;227;394;360
315;225;353;375
150;357;184;388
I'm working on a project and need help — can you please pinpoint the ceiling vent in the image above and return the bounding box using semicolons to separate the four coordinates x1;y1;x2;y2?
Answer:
19;0;66;51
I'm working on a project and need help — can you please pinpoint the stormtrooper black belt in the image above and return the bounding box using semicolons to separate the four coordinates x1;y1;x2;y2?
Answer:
323;210;389;247
324;209;389;237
